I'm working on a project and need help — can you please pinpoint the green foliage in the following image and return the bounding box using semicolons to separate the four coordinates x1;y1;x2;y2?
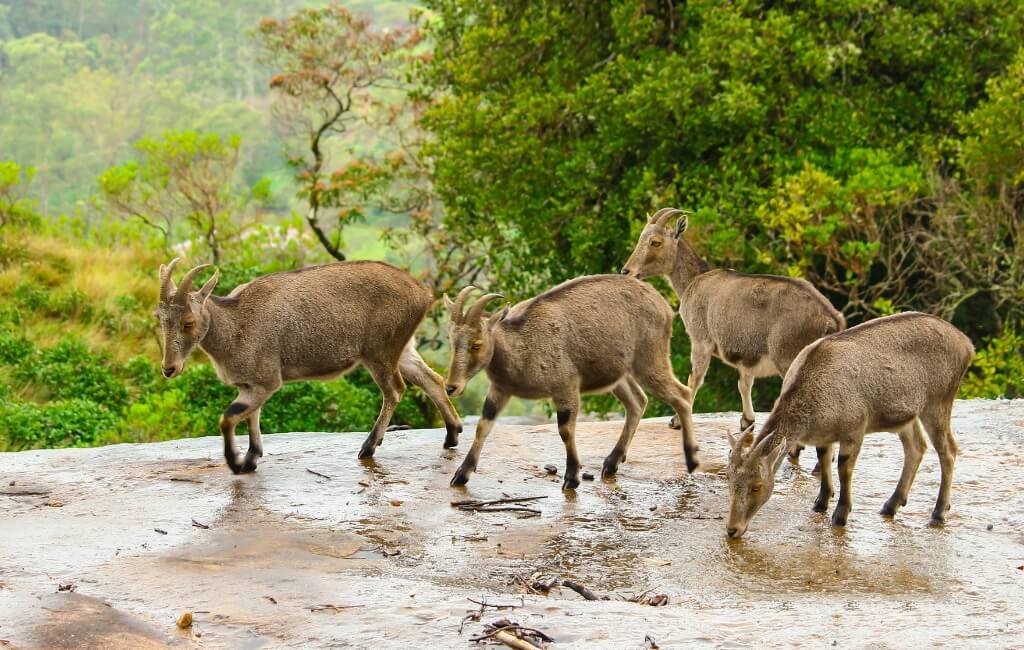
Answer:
0;328;34;365
0;161;40;228
98;130;269;264
961;324;1024;399
959;48;1024;191
13;337;128;408
0;398;118;451
421;0;1023;303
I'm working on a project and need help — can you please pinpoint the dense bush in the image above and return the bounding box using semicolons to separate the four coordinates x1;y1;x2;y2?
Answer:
13;338;128;408
961;325;1024;400
0;398;118;450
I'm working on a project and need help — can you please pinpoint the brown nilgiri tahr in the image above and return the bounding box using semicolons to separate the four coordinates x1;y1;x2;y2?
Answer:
621;208;845;455
725;312;974;539
443;276;699;489
155;259;462;473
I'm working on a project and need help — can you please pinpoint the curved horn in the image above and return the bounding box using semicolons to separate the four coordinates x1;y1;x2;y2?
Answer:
450;285;476;322
651;207;683;227
159;258;181;302
175;264;211;304
465;293;504;323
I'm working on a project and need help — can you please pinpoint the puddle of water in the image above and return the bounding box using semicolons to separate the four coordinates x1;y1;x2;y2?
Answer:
0;400;1022;648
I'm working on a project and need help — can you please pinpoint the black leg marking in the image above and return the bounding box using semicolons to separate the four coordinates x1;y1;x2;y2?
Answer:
482;399;499;420
556;410;571;428
224;402;248;418
443;422;462;448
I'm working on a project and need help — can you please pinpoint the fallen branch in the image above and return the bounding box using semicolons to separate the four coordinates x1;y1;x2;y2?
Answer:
452;496;547;507
0;490;50;496
468;597;523;610
470;618;553;648
559;579;606;601
310;604;364;612
494;630;541;650
452;496;547;517
306;468;333;480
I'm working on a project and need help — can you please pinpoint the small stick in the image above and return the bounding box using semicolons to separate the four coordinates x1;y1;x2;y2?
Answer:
472;506;542;516
306;468;333;480
471;624;553;644
452;496;547;507
494;630;541;650
560;579;604;601
191;519;209;529
0;490;50;496
169;477;202;484
310;604;363;612
468;597;522;610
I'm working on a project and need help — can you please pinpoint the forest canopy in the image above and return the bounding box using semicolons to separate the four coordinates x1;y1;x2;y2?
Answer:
1;0;1022;451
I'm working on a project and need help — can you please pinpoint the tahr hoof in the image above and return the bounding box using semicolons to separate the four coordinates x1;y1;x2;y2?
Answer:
450;471;470;487
443;424;462;449
562;476;580;490
739;416;754;429
928;513;946;527
812;498;830;513
831;508;849;527
668;415;681;430
357;444;376;459
684;452;700;474
226;454;256;474
880;497;903;517
601;456;620;478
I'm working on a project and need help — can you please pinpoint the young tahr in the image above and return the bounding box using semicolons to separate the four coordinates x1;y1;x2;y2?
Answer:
443;276;699;489
725;312;973;538
155;259;462;473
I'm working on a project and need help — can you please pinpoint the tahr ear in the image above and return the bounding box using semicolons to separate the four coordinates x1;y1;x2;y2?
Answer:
488;305;509;330
198;268;219;304
673;214;689;239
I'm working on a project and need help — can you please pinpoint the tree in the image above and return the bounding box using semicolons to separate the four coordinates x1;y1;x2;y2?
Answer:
256;4;419;260
419;0;1024;314
98;130;270;264
0;161;40;228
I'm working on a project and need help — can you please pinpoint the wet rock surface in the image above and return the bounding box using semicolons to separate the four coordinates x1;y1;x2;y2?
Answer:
1;400;1022;648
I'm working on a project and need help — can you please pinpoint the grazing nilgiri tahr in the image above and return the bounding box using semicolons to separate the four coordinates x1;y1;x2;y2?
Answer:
443;276;699;489
621;208;845;452
156;258;463;473
725;312;973;538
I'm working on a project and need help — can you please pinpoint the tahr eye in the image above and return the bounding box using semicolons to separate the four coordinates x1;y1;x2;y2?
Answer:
182;321;196;332
470;341;483;352
751;485;761;493
650;239;663;248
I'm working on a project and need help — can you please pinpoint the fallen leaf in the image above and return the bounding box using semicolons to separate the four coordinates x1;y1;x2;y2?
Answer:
639;557;672;566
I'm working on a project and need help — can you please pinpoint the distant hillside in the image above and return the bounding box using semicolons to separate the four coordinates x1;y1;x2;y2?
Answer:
0;0;419;215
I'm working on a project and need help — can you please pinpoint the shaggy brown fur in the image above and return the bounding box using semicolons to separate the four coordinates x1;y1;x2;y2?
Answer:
621;208;845;445
443;275;698;489
725;312;974;538
156;258;462;473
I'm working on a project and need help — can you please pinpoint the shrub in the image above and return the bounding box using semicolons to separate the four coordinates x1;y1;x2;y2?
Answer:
0;398;118;450
117;389;195;443
13;337;127;408
0;328;34;365
961;324;1024;399
13;282;48;311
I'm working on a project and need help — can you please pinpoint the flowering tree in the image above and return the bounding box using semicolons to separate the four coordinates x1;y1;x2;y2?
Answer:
257;5;419;261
